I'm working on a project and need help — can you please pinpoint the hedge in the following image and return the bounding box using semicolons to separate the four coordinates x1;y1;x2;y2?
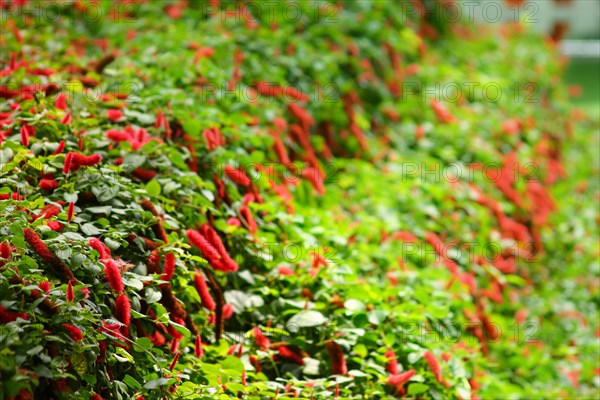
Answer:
0;1;597;399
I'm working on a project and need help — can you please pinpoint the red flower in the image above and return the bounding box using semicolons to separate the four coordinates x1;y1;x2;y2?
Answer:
385;350;399;374
67;202;74;222
53;140;65;155
23;228;55;262
222;303;234;319
66;281;75;301
325;340;347;375
162;253;176;281
107;109;124;121
430;100;454;124
90;394;103;400
115;294;131;332
224;165;251;186
39;178;58;191
39;281;51;294
194;272;215;311
103;259;124;293
0;304;27;323
169;351;180;371
55;93;68;110
277;346;304;365
252;327;270;349
195;335;204;358
62;323;83;341
0;242;11;264
60;113;71;125
278;266;294;276
387;370;416;395
63;152;102;173
20;124;33;147
88;237;111;259
423;351;446;385
47;221;63;231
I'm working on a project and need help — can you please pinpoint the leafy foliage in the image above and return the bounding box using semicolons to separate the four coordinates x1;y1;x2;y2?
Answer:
0;1;598;399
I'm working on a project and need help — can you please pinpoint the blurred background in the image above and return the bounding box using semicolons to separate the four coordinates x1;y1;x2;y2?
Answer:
476;0;599;117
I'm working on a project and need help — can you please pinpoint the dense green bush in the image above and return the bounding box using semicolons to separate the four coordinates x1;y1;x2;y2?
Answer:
0;1;597;399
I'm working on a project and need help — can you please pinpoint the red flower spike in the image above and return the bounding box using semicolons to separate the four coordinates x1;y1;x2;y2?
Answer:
387;370;416;394
62;323;83;341
103;259;124;293
194;335;204;358
194;272;216;311
115;294;131;331
169;352;180;371
224;165;251;186
66;281;74;301
384;350;399;374
39;281;51;294
55;93;68;110
107;109;124;121
162;253;176;281
325;340;347;375
423;351;445;384
39;179;58;191
88;237;111;259
252;327;270;349
67;202;74;222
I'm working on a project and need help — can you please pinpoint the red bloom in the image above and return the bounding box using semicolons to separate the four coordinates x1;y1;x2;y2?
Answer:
103;259;124;293
195;335;204;358
0;304;27;323
90;394;103;400
187;229;222;263
47;221;63;231
39;178;58;191
39;281;51;294
23;228;55;262
252;327;270;349
169;351;180;371
224;165;251;186
63;152;102;173
88;237;111;259
67;202;74;222
239;205;257;234
55;93;68;110
194;272;215;311
115;294;131;331
66;281;74;301
423;351;445;385
161;253;176;281
387;370;416;394
278;266;294;276
203;127;225;151
20;124;32;147
385;350;399;374
325;340;347;375
60;113;72;125
63;323;83;341
222;303;234;319
276;346;304;365
430;100;454;124
107;109;124;121
53;140;65;155
0;242;11;264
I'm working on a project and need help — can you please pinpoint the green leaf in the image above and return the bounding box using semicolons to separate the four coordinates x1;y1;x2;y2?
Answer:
408;382;429;395
286;310;328;331
146;180;161;197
